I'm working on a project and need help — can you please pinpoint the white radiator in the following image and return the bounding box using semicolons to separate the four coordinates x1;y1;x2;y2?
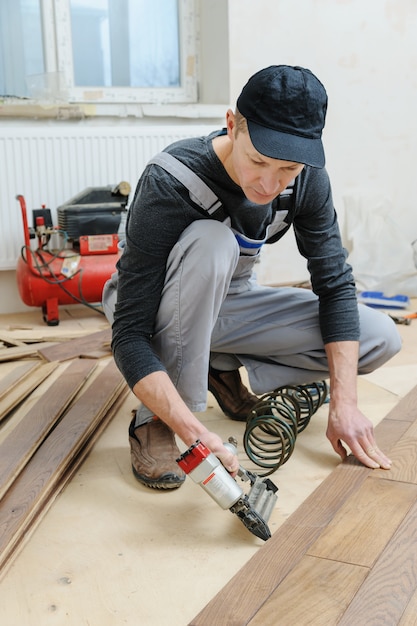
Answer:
0;124;216;269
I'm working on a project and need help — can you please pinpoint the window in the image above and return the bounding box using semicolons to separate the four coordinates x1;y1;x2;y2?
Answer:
0;0;44;98
0;0;198;103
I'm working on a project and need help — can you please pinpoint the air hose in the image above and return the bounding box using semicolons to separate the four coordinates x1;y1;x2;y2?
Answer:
243;381;328;476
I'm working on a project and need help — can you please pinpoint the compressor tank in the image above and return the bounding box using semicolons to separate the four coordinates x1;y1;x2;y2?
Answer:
15;193;122;325
16;249;119;325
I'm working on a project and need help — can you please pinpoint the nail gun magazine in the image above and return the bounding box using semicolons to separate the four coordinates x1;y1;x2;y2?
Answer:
177;437;278;541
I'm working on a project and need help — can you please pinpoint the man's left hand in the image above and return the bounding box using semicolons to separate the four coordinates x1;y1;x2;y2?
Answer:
326;401;392;469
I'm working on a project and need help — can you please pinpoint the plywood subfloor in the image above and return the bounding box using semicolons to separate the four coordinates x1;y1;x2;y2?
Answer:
0;304;416;626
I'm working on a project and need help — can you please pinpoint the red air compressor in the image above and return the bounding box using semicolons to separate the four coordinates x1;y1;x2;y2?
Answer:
16;183;130;325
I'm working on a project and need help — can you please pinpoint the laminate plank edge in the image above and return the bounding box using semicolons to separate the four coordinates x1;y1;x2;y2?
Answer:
0;362;58;423
38;329;112;362
0;361;40;400
338;498;417;625
0;342;57;362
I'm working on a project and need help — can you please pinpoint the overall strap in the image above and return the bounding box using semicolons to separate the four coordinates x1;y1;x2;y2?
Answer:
277;179;295;211
148;150;295;225
147;152;226;220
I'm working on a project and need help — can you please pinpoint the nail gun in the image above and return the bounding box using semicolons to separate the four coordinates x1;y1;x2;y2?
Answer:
176;437;278;541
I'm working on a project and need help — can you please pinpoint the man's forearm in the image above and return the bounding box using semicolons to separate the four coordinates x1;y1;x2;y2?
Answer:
324;340;359;403
132;370;209;446
324;340;391;469
132;370;240;473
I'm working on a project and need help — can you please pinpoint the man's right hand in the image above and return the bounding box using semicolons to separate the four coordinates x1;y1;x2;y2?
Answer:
198;431;240;476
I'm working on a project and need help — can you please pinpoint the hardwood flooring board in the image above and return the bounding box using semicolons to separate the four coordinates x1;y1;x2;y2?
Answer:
0;342;56;362
376;383;417;423
79;349;111;359
0;385;130;581
0;360;125;576
308;476;417;567
373;416;413;453
338;498;417;625
38;328;111;362
0;335;25;348
247;555;369;626
374;420;417;484
398;587;417;625
0;361;40;400
0;361;57;424
189;461;370;626
0;359;97;499
191;385;417;626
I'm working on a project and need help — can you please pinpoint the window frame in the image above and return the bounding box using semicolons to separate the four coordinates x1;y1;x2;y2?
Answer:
42;0;199;104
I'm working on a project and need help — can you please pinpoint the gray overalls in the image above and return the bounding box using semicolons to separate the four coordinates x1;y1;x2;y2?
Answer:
103;153;401;426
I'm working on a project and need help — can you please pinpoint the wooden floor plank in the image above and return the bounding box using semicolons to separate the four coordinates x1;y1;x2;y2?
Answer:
0;335;26;348
189;460;371;626
0;361;57;423
0;342;56;362
38;328;111;362
190;385;417;626
377;383;417;423
376;420;417;485
247;555;369;626
0;359;97;499
338;499;417;625
0;361;40;399
308;476;417;567
0;383;130;580
398;586;417;625
373;416;412;453
0;360;125;577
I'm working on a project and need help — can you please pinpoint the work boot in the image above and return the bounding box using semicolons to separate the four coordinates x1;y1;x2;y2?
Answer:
129;415;186;489
208;366;259;421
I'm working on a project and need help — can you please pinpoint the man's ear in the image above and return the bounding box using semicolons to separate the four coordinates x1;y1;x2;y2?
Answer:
225;109;235;139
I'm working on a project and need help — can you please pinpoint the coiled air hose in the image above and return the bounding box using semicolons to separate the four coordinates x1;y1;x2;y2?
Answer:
243;381;328;476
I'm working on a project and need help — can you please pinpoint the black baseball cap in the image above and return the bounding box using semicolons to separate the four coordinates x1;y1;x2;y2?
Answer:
236;65;328;168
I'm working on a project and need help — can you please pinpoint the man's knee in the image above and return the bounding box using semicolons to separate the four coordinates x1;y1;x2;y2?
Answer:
171;221;239;282
179;220;238;258
358;305;402;372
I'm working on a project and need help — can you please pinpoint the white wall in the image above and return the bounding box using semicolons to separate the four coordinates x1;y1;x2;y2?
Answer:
2;0;416;312
227;0;417;286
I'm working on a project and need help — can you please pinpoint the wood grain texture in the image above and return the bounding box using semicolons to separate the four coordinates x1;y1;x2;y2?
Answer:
376;420;417;484
0;335;25;348
0;359;125;577
190;384;417;626
0;361;57;423
248;555;368;626
308;477;417;567
189;460;371;626
338;499;417;625
38;328;111;362
0;361;40;399
0;358;97;499
0;341;56;362
376;383;417;423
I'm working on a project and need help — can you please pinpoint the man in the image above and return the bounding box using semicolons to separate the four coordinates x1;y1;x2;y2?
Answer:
103;65;401;490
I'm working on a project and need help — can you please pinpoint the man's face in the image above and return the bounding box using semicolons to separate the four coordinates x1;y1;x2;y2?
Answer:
226;111;304;205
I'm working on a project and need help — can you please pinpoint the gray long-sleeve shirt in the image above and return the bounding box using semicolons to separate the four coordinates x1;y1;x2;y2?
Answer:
111;130;358;390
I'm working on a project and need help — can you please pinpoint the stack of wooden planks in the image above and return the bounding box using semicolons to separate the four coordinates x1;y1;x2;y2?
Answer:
0;328;128;578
